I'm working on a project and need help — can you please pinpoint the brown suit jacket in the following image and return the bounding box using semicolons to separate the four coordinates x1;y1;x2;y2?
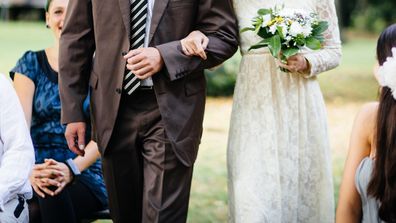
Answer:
59;0;238;167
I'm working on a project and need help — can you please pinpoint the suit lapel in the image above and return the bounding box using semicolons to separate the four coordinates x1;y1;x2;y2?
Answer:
118;0;131;38
149;0;170;44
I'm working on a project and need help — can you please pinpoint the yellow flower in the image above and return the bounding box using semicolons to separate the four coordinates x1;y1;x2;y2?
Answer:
275;16;284;24
267;19;276;27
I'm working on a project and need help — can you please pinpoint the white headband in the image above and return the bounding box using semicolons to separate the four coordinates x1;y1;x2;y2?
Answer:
378;47;396;99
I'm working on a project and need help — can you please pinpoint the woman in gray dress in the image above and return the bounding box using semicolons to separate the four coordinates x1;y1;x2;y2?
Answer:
336;24;396;223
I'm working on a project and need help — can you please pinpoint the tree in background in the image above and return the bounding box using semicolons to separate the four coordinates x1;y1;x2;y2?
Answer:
338;0;358;28
339;0;396;33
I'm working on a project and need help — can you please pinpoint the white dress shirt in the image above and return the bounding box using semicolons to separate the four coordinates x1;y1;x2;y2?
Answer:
132;0;155;86
0;74;34;211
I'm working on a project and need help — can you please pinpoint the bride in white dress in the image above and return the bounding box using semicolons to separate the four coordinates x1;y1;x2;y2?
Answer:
181;0;341;222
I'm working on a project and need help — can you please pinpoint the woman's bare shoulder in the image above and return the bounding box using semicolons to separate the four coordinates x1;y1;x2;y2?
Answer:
357;102;378;121
354;102;378;140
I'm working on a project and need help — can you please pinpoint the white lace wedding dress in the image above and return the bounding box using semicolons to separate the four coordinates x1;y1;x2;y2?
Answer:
227;0;342;222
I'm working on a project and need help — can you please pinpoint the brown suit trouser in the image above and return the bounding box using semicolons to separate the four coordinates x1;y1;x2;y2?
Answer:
102;89;194;223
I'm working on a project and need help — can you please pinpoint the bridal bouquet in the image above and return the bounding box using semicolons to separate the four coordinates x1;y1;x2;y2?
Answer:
241;5;328;70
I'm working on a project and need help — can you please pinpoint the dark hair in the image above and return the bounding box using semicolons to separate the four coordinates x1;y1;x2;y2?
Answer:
45;0;53;12
367;23;396;223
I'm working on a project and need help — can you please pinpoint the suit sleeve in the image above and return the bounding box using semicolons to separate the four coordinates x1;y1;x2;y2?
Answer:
59;0;95;124
156;0;239;81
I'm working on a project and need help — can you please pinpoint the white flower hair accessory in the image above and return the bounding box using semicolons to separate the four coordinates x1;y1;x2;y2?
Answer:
378;47;396;99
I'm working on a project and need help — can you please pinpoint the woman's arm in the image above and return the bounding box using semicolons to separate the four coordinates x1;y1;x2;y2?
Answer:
302;0;342;77
45;140;101;195
13;73;57;197
13;73;64;197
336;102;377;223
72;140;101;172
13;73;35;127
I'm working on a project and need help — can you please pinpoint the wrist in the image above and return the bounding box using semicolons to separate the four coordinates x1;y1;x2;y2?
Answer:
301;57;311;74
64;159;81;183
154;47;164;69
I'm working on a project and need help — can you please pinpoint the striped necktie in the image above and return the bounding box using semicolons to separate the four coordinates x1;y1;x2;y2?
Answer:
123;0;148;95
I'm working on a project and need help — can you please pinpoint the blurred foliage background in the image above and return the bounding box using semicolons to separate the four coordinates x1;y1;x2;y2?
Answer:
0;0;395;222
339;0;396;33
1;0;394;97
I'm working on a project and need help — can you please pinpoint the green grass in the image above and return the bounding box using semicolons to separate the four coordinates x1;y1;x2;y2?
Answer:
0;22;381;222
318;37;378;103
0;21;53;75
188;126;229;223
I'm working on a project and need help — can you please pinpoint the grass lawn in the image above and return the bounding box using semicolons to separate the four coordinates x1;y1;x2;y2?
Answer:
0;22;379;222
0;22;53;75
319;37;378;103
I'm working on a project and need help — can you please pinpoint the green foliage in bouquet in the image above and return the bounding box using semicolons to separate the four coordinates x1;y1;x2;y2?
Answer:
241;6;329;65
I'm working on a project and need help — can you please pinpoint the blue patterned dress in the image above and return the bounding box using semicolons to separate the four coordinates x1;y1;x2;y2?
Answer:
10;50;108;208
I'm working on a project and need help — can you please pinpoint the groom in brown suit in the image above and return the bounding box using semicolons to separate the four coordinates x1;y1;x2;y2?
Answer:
58;0;238;222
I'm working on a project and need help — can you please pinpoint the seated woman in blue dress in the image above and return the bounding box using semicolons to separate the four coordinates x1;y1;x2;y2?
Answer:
10;0;108;222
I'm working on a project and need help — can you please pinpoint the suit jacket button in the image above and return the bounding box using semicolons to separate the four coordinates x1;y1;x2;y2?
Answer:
116;88;122;94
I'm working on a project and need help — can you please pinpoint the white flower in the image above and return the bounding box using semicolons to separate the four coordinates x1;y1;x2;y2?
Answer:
278;8;295;17
262;14;272;27
289;21;304;37
269;24;277;34
301;24;313;37
278;8;310;18
274;4;285;14
378;47;396;99
284;35;293;46
279;23;288;36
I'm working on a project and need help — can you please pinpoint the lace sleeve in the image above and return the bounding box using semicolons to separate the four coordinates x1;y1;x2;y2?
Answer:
302;0;342;78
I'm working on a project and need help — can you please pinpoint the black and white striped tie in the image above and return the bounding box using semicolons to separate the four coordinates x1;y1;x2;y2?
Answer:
123;0;148;95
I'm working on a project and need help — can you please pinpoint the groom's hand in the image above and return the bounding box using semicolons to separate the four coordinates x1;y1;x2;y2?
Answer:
65;122;86;156
124;47;164;79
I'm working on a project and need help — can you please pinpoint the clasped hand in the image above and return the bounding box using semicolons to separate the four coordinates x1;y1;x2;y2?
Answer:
30;158;73;198
124;47;164;79
180;30;209;60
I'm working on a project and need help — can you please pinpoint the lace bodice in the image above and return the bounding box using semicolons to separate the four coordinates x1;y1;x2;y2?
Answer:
232;0;342;77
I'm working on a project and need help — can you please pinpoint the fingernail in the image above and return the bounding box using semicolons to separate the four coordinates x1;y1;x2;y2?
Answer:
79;145;85;150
